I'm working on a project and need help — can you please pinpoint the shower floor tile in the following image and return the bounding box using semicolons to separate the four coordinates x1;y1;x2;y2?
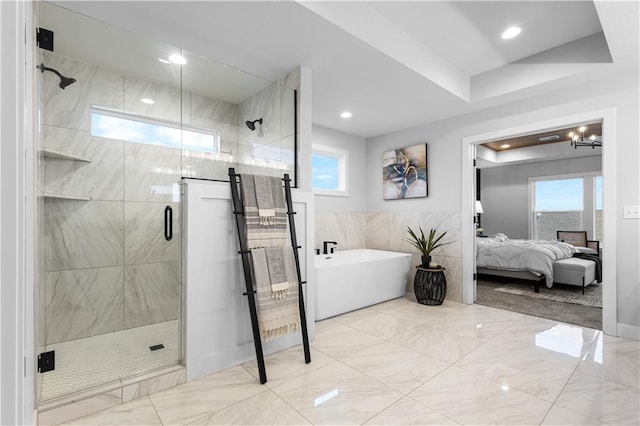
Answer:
39;320;180;401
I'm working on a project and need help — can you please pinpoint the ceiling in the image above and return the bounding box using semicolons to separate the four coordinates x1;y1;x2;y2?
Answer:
482;122;603;152
49;1;639;139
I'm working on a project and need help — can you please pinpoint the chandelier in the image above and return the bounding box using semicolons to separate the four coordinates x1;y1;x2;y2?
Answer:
569;125;602;149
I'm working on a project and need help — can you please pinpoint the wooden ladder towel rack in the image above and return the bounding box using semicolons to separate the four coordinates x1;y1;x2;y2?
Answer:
228;167;311;384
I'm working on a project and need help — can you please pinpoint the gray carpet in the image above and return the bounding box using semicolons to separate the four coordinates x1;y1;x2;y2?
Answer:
495;282;601;308
476;276;602;330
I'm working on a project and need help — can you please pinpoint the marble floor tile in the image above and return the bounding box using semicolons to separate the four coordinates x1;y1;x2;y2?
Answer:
321;306;379;326
578;337;640;389
455;342;579;402
541;405;605;425
149;366;266;425
62;397;160;425
426;314;517;342
312;322;383;360
486;317;599;360
382;302;459;324
364;396;459;425
390;326;482;364
409;366;552;425
187;390;311;425
555;371;640;425
598;333;640;359
241;346;335;389
271;361;402;425
343;311;420;341
367;296;414;312
341;341;449;394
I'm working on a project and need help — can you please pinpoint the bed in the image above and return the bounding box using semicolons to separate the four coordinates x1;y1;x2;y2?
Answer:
476;233;576;289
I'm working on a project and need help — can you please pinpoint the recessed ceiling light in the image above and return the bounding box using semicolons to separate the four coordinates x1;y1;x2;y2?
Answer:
141;98;155;105
340;111;352;119
168;54;187;65
501;26;522;40
158;58;171;64
500;144;510;149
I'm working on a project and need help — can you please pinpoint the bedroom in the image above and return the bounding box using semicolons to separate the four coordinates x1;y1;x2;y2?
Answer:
475;123;603;328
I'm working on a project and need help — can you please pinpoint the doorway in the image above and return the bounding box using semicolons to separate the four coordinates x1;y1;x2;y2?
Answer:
461;109;617;335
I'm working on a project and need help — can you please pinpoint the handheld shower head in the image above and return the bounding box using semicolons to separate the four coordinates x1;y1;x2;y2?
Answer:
39;63;77;90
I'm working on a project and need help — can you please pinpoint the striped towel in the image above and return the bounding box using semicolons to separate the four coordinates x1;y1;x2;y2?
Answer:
241;174;288;248
251;246;300;341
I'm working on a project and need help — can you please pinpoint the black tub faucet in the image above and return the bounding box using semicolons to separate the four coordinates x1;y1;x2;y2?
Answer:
323;241;337;254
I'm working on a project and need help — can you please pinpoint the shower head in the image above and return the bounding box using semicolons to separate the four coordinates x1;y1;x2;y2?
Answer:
39;63;76;90
245;118;263;131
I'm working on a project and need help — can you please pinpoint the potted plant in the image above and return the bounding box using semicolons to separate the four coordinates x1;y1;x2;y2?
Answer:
404;226;453;267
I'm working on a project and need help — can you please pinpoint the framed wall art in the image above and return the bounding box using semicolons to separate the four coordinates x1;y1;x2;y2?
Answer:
382;143;428;200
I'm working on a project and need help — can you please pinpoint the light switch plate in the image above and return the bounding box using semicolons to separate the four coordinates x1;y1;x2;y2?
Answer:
623;205;640;219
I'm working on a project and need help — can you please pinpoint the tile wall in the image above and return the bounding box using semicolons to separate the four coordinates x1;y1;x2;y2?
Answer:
40;52;299;348
315;211;463;302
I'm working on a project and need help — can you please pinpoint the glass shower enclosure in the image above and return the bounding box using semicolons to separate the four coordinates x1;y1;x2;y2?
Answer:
36;1;297;404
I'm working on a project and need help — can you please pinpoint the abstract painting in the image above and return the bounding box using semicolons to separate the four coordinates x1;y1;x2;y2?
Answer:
382;143;428;200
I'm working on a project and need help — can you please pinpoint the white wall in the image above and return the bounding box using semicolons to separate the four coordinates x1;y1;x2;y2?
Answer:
1;0;35;424
313;125;367;212
481;156;602;238
367;68;640;330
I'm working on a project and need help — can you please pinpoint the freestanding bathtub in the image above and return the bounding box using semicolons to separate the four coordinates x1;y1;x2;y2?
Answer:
314;249;412;320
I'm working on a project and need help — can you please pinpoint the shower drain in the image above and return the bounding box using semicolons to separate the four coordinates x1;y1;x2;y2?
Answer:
149;344;165;351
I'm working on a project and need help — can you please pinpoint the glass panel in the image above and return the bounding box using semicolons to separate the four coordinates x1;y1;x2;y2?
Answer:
312;153;340;190
534;178;583;211
595;175;603;242
534;178;584;240
180;51;297;183
37;2;182;402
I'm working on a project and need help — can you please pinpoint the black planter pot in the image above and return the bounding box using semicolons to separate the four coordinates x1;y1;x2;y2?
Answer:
421;255;431;267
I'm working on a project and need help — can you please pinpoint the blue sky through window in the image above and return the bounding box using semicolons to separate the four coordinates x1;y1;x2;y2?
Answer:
312;153;339;190
91;110;218;153
535;178;583;211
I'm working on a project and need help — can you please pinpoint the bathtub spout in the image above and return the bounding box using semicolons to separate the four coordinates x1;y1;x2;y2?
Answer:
323;241;337;254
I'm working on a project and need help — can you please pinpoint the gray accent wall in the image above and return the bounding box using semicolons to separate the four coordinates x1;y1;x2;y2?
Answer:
480;156;602;239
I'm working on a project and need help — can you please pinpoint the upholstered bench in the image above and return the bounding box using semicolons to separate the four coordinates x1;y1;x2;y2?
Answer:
553;257;597;294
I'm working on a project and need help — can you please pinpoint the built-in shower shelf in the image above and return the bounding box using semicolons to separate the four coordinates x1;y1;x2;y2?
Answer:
40;149;92;162
40;193;91;201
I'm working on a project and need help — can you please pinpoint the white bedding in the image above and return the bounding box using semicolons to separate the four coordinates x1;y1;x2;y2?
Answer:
476;234;576;288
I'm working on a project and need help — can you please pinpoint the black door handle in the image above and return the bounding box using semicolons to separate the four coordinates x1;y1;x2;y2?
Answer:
164;206;173;241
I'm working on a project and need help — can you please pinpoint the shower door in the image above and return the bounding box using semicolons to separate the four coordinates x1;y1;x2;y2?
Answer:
37;2;183;402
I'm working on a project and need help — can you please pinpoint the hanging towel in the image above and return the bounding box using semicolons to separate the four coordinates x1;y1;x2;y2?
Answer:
266;246;289;298
241;174;288;248
254;175;276;225
251;247;300;342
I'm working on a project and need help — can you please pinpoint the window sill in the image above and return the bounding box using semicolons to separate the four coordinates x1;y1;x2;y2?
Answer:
313;189;350;198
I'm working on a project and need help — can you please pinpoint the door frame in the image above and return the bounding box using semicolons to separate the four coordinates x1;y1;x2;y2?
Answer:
461;108;617;336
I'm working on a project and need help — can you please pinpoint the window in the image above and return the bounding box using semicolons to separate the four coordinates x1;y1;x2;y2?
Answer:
530;173;602;242
91;107;220;154
312;144;348;196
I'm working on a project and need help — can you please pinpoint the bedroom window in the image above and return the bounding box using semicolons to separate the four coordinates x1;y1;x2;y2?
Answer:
312;144;348;196
531;173;602;242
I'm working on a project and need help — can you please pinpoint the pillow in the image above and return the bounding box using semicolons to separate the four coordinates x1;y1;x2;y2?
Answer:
574;246;598;255
493;233;509;242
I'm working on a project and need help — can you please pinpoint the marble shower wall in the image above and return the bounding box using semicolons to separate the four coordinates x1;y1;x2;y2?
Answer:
315;211;463;302
237;76;296;175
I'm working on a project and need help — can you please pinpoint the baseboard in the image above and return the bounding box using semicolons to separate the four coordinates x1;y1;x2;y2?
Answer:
617;323;640;341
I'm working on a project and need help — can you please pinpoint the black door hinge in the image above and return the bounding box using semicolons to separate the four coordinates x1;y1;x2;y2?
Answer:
473;273;477;281
36;27;54;51
473;159;476;167
38;350;55;373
